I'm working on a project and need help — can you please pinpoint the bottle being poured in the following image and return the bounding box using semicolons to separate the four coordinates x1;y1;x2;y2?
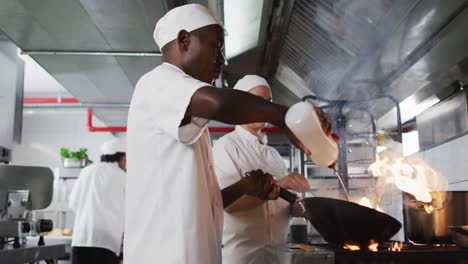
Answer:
285;102;349;200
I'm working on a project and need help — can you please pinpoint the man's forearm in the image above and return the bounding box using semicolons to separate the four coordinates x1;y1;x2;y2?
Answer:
221;179;248;208
223;195;265;214
190;87;288;128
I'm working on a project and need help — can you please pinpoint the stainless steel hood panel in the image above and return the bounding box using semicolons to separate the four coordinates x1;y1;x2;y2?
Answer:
31;54;135;103
92;107;129;127
0;0;111;50
417;90;468;150
78;0;163;52
375;0;468;79
0;0;164;51
276;0;414;100
376;4;468;123
115;56;161;87
27;54;160;125
273;0;468;122
403;7;468;85
0;0;166;127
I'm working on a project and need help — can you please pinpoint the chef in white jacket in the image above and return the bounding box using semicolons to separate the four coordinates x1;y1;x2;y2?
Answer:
213;75;310;264
124;4;332;264
69;138;126;264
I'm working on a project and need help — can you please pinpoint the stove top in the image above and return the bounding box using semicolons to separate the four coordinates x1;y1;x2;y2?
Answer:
311;242;468;264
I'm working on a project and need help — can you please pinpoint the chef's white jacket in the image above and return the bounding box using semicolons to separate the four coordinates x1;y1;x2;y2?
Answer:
124;62;223;264
213;126;290;264
68;162;126;255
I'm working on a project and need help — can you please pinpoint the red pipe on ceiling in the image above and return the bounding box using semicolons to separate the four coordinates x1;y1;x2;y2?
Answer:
87;108;127;132
24;97;283;134
87;108;282;133
208;127;282;133
23;97;79;104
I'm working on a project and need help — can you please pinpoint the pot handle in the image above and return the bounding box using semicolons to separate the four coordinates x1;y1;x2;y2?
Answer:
279;187;298;204
450;226;468;236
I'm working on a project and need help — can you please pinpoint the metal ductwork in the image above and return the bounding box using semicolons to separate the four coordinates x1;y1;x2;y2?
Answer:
267;0;468;124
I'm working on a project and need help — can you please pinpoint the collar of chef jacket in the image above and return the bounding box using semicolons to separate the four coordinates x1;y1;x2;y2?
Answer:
234;125;268;145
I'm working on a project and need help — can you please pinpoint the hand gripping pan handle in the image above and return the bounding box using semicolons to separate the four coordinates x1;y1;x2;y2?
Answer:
279;187;299;204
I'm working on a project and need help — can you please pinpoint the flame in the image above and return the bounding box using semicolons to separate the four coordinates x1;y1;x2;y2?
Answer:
357;197;384;212
343;243;360;251
409;240;428;246
424;204;434;214
388;241;402;251
394;176;432;203
343;241;379;252
368;240;379;252
358;197;373;208
368;146;447;212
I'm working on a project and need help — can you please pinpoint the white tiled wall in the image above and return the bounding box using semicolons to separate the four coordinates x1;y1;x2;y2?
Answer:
413;134;468;191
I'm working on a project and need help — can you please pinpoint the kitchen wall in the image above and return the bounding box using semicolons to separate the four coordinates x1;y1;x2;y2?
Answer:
413;133;468;191
12;108;114;167
12;108;116;230
412;87;468;191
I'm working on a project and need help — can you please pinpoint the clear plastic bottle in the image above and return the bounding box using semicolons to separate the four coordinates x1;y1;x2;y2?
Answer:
285;102;338;167
289;217;308;243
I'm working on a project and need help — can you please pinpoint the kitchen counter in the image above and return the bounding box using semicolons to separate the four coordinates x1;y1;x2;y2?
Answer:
273;244;335;264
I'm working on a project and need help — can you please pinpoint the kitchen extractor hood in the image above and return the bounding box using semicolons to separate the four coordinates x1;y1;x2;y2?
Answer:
0;38;23;152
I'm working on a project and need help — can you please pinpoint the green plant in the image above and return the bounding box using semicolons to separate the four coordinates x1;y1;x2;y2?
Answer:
60;147;88;161
60;148;71;159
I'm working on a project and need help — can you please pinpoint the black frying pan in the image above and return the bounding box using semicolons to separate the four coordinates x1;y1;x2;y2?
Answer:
280;188;402;246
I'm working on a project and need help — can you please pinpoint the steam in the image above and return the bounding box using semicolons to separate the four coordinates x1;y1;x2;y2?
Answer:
298;0;400;100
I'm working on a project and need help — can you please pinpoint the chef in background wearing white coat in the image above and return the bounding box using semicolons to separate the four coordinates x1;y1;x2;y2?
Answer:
213;75;310;264
69;138;126;264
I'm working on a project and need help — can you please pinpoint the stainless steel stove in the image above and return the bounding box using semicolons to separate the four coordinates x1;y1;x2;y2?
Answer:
277;242;468;264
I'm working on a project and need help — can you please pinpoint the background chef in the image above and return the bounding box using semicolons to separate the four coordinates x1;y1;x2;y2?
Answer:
69;137;126;264
213;75;310;264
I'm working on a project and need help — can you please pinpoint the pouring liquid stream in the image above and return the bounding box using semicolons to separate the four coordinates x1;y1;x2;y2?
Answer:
332;167;350;201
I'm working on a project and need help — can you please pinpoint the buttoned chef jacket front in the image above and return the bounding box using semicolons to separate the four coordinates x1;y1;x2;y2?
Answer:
69;162;126;255
213;126;290;264
124;62;223;264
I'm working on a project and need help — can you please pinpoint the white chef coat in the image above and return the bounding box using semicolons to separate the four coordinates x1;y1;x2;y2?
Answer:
213;126;290;264
124;62;223;264
68;162;126;255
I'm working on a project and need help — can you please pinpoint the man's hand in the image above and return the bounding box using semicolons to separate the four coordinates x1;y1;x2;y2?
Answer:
315;107;341;142
276;172;310;193
291;201;305;217
242;170;280;200
314;107;332;136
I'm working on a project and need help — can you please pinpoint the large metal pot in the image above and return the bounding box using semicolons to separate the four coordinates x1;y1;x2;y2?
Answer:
404;191;468;243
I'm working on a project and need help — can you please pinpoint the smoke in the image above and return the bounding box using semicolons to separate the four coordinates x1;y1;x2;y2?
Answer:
298;0;399;100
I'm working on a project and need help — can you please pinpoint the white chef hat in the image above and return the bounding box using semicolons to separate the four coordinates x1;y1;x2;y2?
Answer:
101;138;126;155
154;4;220;50
233;75;271;92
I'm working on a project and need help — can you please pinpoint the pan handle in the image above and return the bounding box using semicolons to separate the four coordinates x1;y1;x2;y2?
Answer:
279;187;298;204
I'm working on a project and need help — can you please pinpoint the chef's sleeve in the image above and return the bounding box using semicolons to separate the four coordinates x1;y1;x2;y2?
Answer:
151;75;212;145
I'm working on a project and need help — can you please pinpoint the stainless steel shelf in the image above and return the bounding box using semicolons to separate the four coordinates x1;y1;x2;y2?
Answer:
0;244;67;264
